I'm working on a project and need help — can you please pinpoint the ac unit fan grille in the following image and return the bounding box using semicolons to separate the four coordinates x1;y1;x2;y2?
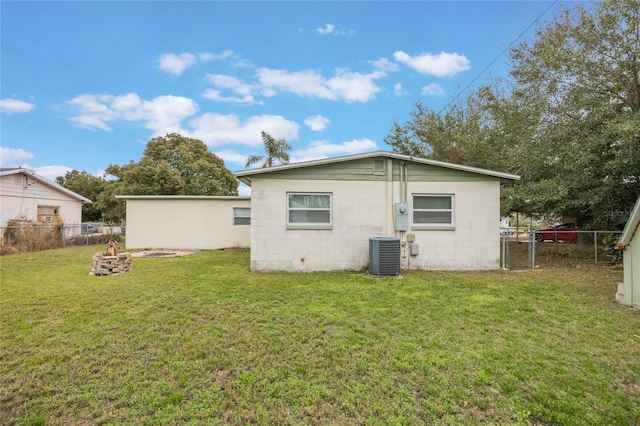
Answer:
369;237;400;276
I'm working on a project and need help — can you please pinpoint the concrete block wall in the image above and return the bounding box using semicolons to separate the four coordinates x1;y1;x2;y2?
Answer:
251;179;388;271
125;198;251;250
406;181;501;270
250;178;501;272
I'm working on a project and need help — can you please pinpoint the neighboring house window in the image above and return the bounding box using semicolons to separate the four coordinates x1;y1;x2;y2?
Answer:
287;193;332;229
412;195;454;228
233;208;251;225
37;205;60;223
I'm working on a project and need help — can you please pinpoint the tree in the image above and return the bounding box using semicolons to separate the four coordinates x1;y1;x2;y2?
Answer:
87;134;238;222
505;0;640;226
142;133;238;195
245;131;292;168
56;170;108;221
385;0;640;227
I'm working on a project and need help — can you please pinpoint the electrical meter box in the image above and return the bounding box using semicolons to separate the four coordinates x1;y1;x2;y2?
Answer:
394;202;409;231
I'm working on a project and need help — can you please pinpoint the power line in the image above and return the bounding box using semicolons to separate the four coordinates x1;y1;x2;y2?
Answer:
439;0;559;113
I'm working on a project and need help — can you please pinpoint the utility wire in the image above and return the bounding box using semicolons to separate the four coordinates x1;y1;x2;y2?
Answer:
439;0;558;113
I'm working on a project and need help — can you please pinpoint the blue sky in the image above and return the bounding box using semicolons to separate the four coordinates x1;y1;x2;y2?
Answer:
1;1;584;195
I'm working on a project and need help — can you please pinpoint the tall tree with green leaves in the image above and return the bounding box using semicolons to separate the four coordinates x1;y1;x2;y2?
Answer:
56;170;108;221
245;131;292;168
506;0;640;226
140;133;238;195
386;0;640;227
82;134;238;221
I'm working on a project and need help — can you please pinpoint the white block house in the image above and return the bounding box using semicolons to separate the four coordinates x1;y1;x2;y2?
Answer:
0;168;91;228
618;196;640;309
235;151;519;272
116;196;251;250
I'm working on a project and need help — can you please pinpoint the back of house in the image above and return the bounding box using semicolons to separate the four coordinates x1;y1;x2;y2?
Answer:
236;151;519;272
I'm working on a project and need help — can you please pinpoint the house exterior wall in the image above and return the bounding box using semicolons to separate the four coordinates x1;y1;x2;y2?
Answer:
623;238;639;308
0;173;83;228
405;180;500;270
123;197;251;250
249;174;501;272
620;196;640;309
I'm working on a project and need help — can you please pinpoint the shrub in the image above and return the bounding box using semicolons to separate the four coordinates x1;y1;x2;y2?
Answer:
88;233;122;246
0;219;64;255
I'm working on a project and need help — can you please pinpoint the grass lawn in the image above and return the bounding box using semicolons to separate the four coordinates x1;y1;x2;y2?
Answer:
1;246;639;425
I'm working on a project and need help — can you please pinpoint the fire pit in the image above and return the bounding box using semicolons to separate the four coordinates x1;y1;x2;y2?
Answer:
90;241;132;276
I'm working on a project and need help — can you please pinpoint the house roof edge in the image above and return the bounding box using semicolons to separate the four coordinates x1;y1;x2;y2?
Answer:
0;168;92;203
618;196;640;246
234;151;520;185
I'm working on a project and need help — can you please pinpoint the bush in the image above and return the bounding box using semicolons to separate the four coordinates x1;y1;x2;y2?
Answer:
88;233;122;246
1;219;64;255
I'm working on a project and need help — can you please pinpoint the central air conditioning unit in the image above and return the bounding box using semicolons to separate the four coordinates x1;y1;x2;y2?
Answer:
369;237;401;276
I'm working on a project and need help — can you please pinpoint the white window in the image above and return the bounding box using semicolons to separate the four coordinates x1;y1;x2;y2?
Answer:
412;195;454;228
287;193;332;229
233;208;251;225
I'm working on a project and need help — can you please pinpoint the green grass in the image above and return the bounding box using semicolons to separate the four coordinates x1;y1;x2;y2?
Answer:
1;247;639;425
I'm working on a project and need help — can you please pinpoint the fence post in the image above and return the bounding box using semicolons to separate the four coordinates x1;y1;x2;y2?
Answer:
594;230;598;264
501;234;509;269
529;229;536;268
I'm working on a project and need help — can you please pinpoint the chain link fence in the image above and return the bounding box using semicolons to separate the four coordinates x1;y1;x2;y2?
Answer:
1;222;125;254
501;230;623;269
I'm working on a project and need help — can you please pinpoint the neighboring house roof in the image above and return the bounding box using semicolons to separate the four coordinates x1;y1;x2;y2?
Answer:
618;196;640;248
0;168;92;203
234;151;521;186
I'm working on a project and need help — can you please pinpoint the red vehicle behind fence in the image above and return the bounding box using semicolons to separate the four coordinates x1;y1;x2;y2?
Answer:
534;223;579;242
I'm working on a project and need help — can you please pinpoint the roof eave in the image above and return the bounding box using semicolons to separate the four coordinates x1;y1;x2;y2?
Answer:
1;168;92;203
618;196;640;246
234;151;521;182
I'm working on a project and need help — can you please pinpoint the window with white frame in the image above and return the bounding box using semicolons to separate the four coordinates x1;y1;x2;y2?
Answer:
233;207;251;225
412;194;454;228
287;193;332;228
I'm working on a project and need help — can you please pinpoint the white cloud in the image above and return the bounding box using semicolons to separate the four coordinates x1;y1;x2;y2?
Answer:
214;149;250;167
314;23;354;37
291;138;378;163
207;74;255;95
0;147;35;166
188;113;299;147
199;50;233;61
158;53;197;76
256;67;384;102
204;74;278;105
394;82;407;96
33;165;73;182
68;93;198;135
203;89;259;105
304;115;330;132
393;51;470;77
422;83;446;96
316;23;336;34
371;57;399;72
0;98;36;115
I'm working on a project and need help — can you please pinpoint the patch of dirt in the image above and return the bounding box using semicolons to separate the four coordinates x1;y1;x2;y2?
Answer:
130;249;198;258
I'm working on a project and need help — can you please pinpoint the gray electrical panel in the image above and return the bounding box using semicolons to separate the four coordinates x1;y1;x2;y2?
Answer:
394;202;409;231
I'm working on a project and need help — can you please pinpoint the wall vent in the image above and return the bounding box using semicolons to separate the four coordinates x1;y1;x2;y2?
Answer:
369;237;400;276
373;159;386;173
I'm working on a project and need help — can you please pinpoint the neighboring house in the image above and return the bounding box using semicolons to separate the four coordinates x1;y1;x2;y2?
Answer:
617;196;640;309
0;168;91;229
116;196;251;250
235;151;520;272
